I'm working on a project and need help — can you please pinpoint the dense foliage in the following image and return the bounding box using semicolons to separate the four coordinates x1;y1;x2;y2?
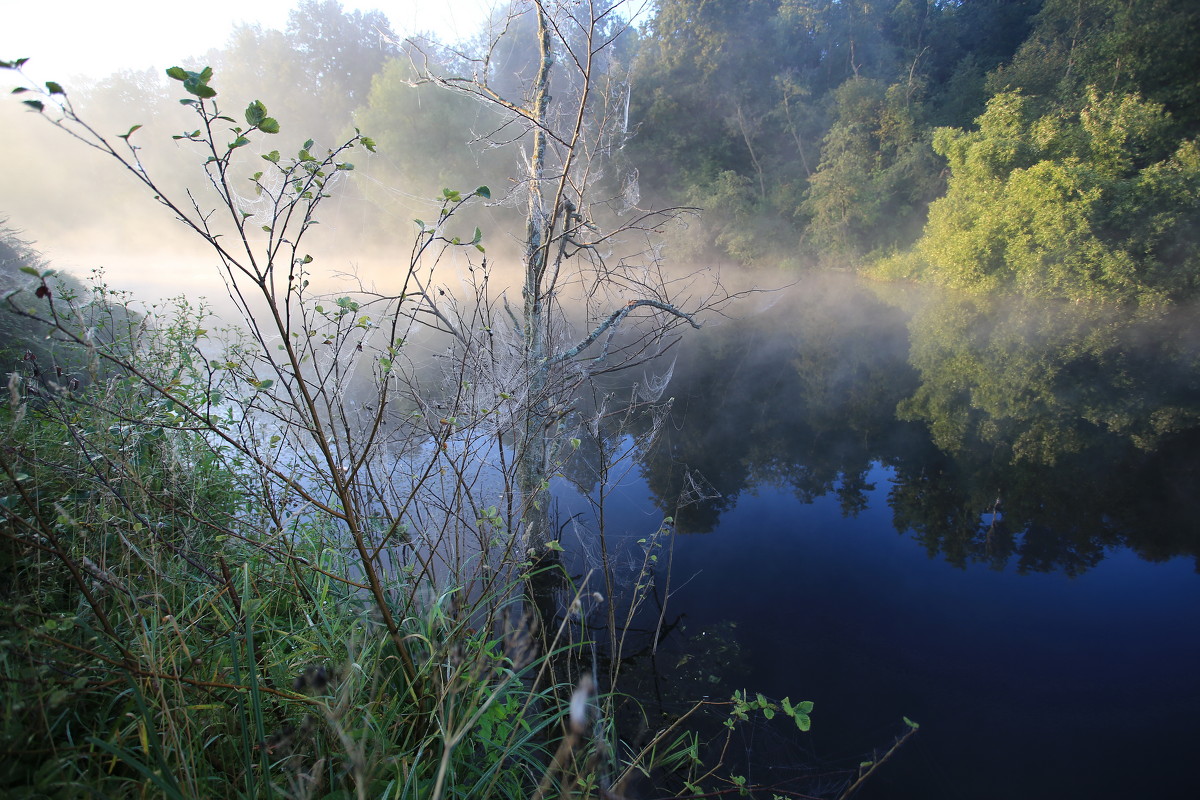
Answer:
625;0;1042;266
880;89;1200;302
624;0;1200;301
9;0;1198;301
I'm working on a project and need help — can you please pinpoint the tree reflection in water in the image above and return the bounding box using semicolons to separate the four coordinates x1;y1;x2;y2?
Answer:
625;274;1200;574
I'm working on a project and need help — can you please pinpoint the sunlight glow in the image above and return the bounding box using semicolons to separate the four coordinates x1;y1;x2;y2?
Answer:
0;0;499;82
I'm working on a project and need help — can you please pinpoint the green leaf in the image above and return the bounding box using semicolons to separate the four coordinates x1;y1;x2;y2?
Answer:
44;81;63;95
19;266;39;277
22;99;43;112
185;80;216;99
262;150;280;163
794;713;812;732
11;87;28;94
544;540;564;552
244;99;266;126
474;185;491;199
303;138;314;150
258;117;279;134
797;700;814;714
903;716;920;730
174;66;217;99
118;124;142;140
471;227;482;244
228;136;250;150
361;136;376;152
413;219;425;229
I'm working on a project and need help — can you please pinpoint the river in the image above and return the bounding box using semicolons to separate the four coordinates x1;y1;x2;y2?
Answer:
553;272;1200;799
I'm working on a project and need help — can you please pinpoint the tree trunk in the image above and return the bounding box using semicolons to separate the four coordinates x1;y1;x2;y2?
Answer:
518;3;555;547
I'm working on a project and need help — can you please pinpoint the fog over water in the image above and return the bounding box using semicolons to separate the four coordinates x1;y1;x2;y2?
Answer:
550;273;1200;799
6;81;1200;793
5;3;1200;798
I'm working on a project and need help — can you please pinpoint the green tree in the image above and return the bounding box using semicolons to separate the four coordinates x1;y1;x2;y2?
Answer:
212;1;396;146
802;77;940;261
350;56;515;240
988;0;1200;131
892;89;1200;303
624;1;1037;267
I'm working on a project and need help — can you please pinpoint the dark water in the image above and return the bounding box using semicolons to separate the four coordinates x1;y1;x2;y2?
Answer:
558;274;1200;798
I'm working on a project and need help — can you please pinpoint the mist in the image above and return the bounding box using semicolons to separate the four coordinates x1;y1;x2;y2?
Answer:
0;8;523;305
4;3;1200;799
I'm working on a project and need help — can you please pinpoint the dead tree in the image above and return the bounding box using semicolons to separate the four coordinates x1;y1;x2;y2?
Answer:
411;0;721;547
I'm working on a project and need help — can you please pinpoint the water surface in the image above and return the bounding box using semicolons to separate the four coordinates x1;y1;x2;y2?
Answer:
559;274;1200;798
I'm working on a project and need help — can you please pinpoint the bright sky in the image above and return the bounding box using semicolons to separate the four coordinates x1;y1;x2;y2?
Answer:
0;0;500;83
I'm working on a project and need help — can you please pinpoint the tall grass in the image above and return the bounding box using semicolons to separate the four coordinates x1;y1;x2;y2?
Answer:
0;273;725;798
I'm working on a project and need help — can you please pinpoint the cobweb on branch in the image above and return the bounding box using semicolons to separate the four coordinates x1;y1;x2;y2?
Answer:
638;356;675;403
620;168;640;215
677;467;720;509
229;165;345;229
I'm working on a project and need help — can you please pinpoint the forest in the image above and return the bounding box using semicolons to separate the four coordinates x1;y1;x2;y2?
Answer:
6;0;1199;301
3;1;1200;798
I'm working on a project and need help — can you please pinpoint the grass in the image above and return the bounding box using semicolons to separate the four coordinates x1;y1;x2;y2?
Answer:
0;297;715;798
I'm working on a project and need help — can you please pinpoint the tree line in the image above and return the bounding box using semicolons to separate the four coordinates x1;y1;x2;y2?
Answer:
627;0;1200;302
18;1;1200;298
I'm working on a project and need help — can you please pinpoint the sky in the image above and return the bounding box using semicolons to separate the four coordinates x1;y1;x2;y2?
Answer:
1;0;499;83
0;0;651;300
0;0;512;299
